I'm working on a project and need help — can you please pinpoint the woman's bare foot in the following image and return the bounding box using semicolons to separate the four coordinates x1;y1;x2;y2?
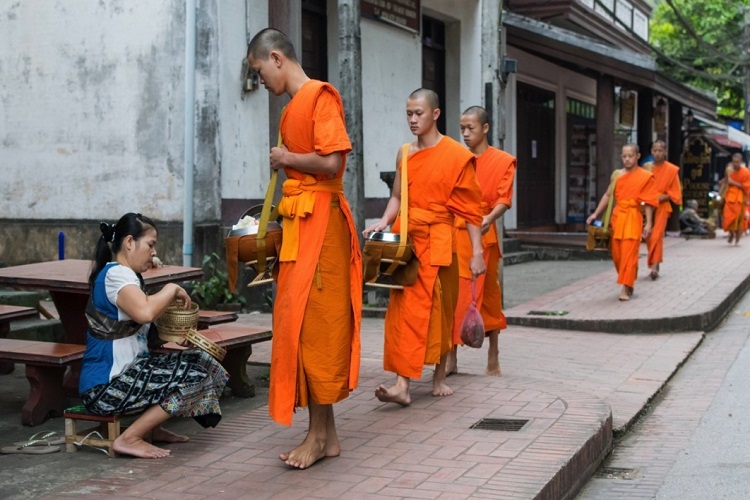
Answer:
152;426;190;443
375;384;411;405
113;434;171;459
279;435;334;469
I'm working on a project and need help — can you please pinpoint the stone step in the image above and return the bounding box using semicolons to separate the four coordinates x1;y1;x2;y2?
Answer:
502;238;524;255
8;317;66;343
503;250;536;266
0;289;43;309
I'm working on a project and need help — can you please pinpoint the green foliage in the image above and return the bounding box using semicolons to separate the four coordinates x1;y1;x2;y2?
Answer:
650;0;750;118
190;253;247;309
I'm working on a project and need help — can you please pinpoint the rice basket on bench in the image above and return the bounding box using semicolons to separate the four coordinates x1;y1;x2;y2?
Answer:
157;302;227;361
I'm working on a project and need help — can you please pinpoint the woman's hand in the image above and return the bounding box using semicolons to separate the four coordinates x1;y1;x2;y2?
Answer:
173;285;192;310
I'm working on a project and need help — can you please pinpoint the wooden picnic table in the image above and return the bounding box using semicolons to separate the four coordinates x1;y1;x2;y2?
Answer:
0;259;203;391
0;305;40;374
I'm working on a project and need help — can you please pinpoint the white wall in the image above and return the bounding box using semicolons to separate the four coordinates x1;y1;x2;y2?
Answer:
0;0;268;223
360;18;421;200
217;0;269;201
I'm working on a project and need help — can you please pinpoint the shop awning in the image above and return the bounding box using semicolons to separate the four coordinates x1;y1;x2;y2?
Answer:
694;113;750;150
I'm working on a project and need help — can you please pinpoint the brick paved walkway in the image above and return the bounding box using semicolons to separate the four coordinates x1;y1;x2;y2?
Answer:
39;234;747;499
505;237;750;333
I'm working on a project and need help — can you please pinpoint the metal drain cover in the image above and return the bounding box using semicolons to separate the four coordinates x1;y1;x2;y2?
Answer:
527;310;569;316
470;418;529;431
595;467;640;480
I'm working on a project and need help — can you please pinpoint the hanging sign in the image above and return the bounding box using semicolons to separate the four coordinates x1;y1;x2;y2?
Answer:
360;0;420;33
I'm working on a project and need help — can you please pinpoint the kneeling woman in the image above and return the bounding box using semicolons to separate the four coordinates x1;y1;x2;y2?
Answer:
79;212;229;459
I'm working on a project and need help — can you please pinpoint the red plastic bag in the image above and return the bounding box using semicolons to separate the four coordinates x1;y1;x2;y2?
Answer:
460;281;485;348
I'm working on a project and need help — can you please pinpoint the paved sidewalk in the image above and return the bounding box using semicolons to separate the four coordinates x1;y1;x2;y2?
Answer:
1;233;744;499
505;236;750;333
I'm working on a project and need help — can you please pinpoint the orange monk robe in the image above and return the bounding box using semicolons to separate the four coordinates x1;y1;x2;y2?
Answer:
722;166;750;232
452;147;516;345
610;167;659;288
269;80;362;426
646;161;682;268
384;136;483;379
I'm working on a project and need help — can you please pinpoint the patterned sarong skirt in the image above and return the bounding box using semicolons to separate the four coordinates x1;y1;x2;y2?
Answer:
81;349;229;428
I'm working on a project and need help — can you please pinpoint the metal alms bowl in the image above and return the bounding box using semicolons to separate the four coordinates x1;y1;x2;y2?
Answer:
227;220;281;237
227;204;281;237
368;231;400;243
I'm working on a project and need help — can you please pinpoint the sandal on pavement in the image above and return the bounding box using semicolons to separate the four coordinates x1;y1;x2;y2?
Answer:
1;440;61;455
12;431;65;448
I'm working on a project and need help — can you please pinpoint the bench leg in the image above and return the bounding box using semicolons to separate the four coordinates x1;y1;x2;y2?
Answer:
22;364;67;426
222;345;255;398
65;418;77;453
0;322;14;374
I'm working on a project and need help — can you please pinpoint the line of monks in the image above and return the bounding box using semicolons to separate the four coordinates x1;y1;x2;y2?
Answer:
247;28;750;470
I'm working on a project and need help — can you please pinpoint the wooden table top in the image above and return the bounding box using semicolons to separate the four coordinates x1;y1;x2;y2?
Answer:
0;304;38;322
0;259;203;294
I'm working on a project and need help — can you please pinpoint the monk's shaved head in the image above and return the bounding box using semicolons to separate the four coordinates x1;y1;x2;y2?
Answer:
408;88;440;110
462;106;489;127
623;143;640;154
247;28;298;62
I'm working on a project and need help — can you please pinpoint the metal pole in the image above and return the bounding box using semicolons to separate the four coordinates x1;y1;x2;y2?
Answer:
183;0;196;267
744;7;750;134
338;0;365;244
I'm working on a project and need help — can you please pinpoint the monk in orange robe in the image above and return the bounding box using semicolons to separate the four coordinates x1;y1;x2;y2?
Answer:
363;89;484;406
449;106;515;377
645;140;682;280
587;144;658;301
720;153;750;246
247;28;362;469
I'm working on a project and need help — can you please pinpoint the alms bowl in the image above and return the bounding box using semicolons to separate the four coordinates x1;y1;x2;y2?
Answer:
368;231;400;243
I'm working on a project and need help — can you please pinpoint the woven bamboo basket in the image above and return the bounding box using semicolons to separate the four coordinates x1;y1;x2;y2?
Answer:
156;302;200;343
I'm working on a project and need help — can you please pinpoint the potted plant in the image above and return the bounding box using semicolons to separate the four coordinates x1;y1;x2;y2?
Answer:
190;253;247;311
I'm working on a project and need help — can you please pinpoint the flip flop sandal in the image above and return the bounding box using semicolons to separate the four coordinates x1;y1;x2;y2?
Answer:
1;442;61;455
12;431;65;448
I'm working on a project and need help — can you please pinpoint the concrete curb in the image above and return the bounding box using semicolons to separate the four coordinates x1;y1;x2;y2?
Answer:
506;270;750;334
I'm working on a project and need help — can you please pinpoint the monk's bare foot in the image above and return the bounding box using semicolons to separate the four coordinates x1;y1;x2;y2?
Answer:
375;384;411;406
445;350;458;376
432;381;453;397
486;350;501;377
279;436;332;469
113;435;171;459
618;286;631;301
152;426;190;443
729;232;735;244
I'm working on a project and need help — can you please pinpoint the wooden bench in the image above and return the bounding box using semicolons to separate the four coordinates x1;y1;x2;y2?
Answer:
0;339;85;426
0;304;40;374
157;323;272;398
197;309;239;330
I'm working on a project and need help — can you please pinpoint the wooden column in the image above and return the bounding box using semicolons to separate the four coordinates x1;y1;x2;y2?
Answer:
338;0;365;243
268;0;302;199
596;74;615;198
637;87;653;155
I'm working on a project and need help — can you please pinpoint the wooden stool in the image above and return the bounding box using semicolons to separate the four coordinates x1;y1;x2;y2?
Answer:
64;406;125;458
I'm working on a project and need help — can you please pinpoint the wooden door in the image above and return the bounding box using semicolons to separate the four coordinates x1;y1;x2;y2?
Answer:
516;82;556;228
301;0;327;81
422;15;446;134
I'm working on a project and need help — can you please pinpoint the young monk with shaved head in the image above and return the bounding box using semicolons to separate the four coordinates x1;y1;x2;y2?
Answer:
587;144;658;301
448;106;516;377
364;88;485;405
720;153;750;246
645;140;681;279
247;28;362;469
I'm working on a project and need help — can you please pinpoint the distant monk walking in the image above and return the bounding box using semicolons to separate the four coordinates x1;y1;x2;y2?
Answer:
645;140;682;280
720;153;750;246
